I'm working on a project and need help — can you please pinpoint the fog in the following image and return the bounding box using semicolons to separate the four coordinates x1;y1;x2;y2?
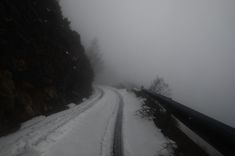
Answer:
60;0;235;127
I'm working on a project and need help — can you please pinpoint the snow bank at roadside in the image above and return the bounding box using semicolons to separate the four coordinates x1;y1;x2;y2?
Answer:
119;89;175;156
0;89;102;156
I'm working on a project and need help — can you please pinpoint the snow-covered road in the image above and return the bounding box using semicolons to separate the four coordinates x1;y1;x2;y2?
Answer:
0;87;173;156
43;88;120;156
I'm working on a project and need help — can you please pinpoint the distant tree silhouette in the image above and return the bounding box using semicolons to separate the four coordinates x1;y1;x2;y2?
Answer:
86;38;104;76
116;82;140;90
149;76;171;97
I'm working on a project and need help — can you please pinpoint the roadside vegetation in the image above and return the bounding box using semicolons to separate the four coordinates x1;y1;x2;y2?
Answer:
134;77;209;156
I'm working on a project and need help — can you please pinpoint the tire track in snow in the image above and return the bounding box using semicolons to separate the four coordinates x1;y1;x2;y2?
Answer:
99;92;119;156
112;90;124;156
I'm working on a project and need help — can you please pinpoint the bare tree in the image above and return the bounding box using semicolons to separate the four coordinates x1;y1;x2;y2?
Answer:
149;76;171;97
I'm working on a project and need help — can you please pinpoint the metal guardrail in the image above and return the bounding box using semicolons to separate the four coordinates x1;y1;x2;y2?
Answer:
143;90;235;156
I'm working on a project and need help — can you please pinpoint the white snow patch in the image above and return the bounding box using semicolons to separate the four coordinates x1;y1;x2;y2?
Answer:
67;103;76;108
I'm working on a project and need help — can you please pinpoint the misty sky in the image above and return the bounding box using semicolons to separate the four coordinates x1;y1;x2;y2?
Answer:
60;0;235;127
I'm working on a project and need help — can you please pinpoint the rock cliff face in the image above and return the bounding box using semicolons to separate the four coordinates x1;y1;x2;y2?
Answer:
0;0;94;134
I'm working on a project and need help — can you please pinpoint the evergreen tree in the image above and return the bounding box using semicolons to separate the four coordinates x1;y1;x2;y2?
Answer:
0;0;94;133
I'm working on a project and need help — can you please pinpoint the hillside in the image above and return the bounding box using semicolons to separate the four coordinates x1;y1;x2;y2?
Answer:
0;0;93;134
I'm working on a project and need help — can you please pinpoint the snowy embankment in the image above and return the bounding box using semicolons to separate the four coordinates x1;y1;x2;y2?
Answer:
0;89;103;156
119;90;175;156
